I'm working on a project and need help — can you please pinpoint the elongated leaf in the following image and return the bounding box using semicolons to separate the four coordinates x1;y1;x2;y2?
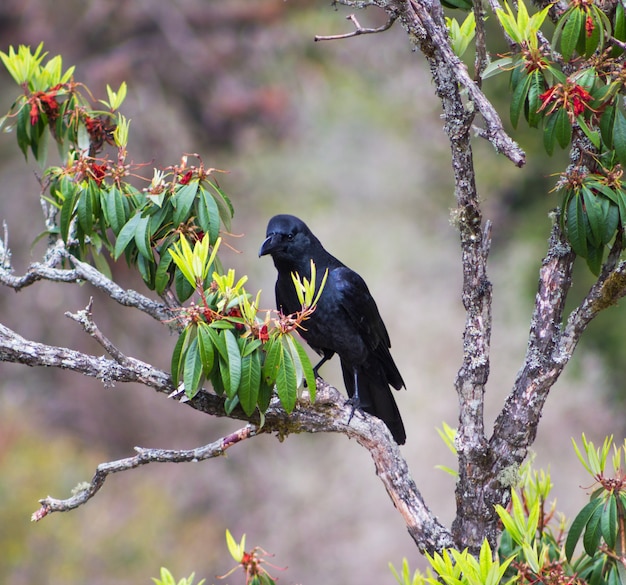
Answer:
183;337;203;399
554;107;573;149
275;341;297;413
526;70;544;128
155;250;173;295
134;214;153;262
206;181;234;231
172;180;199;226
197;186;220;244
76;185;93;234
239;351;261;416
561;7;584;62
59;182;79;244
583;503;604;555
565;498;603;560
543;111;558;155
206;326;228;361
601;200;619;245
510;72;532;129
600;104;616;149
262;337;281;385
174;266;194;302
617;189;626;230
16;101;30;158
586;244;604;275
584;11;602;57
613;108;626;168
290;337;316;401
223;328;242;398
601;494;618;549
114;211;142;260
566;192;588;257
582;187;603;247
171;327;190;386
197;323;216;376
104;185;127;235
257;378;273;413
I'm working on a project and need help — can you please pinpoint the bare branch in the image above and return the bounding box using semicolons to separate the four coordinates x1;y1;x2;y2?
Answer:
315;13;397;42
0;240;175;324
0;315;452;553
65;298;131;365
32;424;259;520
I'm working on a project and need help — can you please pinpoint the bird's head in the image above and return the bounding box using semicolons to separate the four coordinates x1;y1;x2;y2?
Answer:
259;214;316;267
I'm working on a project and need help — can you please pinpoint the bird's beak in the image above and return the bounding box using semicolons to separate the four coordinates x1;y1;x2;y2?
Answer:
258;234;274;257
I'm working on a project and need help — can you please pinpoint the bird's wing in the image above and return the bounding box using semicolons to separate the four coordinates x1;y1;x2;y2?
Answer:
331;266;392;350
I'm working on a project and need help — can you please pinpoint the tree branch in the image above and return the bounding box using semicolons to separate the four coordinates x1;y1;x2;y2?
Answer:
314;13;397;41
0;239;176;324
32;424;260;521
0;319;453;553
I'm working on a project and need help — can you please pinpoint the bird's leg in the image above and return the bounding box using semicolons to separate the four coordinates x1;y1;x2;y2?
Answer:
346;368;361;425
312;351;334;379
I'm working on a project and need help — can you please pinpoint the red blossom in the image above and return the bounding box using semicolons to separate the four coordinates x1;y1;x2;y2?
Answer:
179;170;193;185
585;14;594;38
90;162;108;186
258;324;269;343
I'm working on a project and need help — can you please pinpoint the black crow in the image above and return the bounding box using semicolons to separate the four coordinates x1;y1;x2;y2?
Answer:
259;214;406;444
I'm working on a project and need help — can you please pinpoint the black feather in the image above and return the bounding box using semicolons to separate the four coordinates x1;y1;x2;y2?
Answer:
259;214;406;444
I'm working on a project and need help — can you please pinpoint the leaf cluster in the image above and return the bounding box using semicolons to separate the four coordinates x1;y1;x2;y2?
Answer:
169;237;321;417
0;44;233;296
486;0;626;273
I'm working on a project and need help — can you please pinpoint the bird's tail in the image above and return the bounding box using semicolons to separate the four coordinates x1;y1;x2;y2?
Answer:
341;359;406;445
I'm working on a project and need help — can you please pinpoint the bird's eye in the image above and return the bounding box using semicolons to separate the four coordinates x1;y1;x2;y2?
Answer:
287;233;294;241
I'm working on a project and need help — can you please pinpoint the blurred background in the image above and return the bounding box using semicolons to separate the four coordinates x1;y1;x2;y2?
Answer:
0;1;624;584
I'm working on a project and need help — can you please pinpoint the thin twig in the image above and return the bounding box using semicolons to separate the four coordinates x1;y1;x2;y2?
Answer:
32;424;260;520
315;13;396;42
65;298;131;366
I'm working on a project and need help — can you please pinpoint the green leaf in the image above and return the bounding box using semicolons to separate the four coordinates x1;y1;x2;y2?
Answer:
114;211;142;260
601;494;618;549
238;351;261;416
197;323;215;376
134;214;153;262
561;7;584;62
543;112;558;155
565;498;604;560
183;336;203;399
16;102;31;158
600;104;616;149
171;327;190;387
275;341;297;413
262;337;281;385
172;180;199;227
104;185;127;235
584;12;602;57
155;250;173;295
59;181;79;244
601;200;619;245
582;186;604;247
566;192;588;257
174;267;194;302
206;181;233;231
526;70;544;128
586;244;604;275
196;186;220;244
222;328;242;398
76;185;93;235
583;503;604;556
554;107;573;149
510;72;532;129
290;337;316;401
613;108;626;168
